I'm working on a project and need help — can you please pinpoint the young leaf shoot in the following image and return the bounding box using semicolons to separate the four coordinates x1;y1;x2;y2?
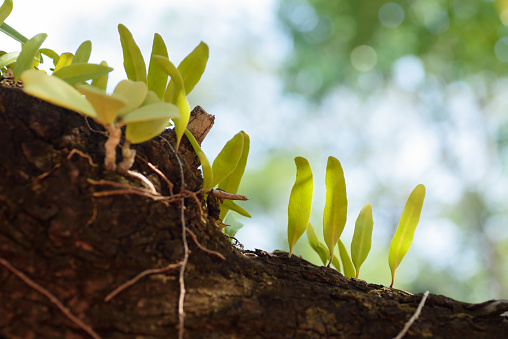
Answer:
351;204;374;278
118;24;147;83
147;33;169;99
306;223;329;266
388;184;426;288
338;239;355;278
218;131;250;220
287;157;313;257
153;55;191;150
13;32;47;80
165;41;209;102
323;156;348;266
210;132;244;190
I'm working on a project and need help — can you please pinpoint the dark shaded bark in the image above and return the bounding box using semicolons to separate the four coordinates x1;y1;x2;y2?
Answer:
1;85;508;338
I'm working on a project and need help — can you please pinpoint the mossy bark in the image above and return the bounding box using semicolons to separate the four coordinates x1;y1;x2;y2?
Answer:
1;85;507;338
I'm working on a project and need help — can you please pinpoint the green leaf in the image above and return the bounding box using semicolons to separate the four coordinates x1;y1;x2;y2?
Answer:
20;69;96;118
338;239;355;278
0;0;12;26
388;184;426;288
306;223;329;266
154;55;191;149
122;102;179;124
351;204;374;278
331;252;342;272
165;41;208;102
125;116;172;144
77;84;127;125
221;199;251;218
218;131;250;219
54;52;73;72
40;48;60;66
147;33;169;99
72;40;92;64
0;51;18;69
287;156;313;257
223;214;244;237
210;132;244;190
184;129;213;189
323;156;348;266
113;80;148;117
52;63;113;84
13;33;47;80
0;22;27;44
91;61;109;90
118;24;147;83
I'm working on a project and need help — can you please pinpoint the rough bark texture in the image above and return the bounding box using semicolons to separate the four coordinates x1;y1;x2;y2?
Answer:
1;85;508;338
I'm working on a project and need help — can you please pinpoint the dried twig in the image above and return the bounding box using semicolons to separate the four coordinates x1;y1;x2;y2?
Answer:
186;228;225;260
0;257;101;339
207;188;248;203
393;291;430;339
104;262;182;302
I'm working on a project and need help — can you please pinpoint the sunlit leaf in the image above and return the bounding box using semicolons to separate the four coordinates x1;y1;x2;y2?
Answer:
118;24;147;83
91;61;109;90
210;132;244;190
0;0;12;26
223;213;244;237
72;40;91;64
52;63;113;84
0;22;27;44
125;117;172;144
122;102;179;124
77;84;127;125
351;204;374;278
221;199;251;218
338;239;355;278
323;156;348;265
40;48;60;66
306;223;329;266
389;184;426;288
218;131;250;219
287;156;313;257
54;52;73;72
165;41;208;102
113;80;148;117
0;51;18;69
147;33;169;99
330;251;342;272
154;55;191;149
20;70;96;118
13;33;46;80
184;129;213;189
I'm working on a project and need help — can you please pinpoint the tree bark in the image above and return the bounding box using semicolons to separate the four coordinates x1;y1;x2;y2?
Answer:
1;85;507;338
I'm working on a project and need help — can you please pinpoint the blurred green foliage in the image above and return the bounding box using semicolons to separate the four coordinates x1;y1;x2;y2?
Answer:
278;0;506;99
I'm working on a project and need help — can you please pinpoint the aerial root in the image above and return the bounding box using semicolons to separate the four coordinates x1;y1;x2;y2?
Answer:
186;228;225;260
0;257;102;339
392;291;429;339
104;262;182;302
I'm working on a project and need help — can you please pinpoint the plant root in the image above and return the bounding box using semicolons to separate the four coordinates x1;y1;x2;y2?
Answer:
0;257;102;339
393;291;429;339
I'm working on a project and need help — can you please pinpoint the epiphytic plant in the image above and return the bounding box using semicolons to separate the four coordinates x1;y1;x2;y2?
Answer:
287;156;425;287
2;0;251;219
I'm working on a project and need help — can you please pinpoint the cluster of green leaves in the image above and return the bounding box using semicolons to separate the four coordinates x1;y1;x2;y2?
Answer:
1;0;251;222
287;156;425;287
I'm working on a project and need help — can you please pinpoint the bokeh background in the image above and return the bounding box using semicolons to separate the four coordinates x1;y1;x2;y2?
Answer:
4;0;508;303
